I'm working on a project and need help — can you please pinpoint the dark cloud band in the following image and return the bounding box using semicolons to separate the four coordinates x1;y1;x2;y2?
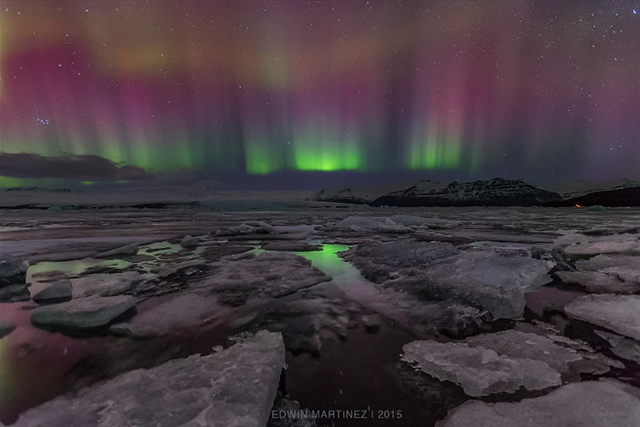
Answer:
0;153;156;181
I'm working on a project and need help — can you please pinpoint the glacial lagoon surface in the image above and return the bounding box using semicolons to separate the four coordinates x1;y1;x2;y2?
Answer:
1;204;640;426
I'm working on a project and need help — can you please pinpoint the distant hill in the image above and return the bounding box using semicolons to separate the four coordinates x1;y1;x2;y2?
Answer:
311;180;447;204
5;187;75;193
546;179;640;199
545;187;640;207
312;178;563;207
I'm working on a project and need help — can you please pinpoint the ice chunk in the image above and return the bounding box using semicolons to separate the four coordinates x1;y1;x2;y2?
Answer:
13;331;286;427
436;380;640;427
31;295;137;331
402;340;561;396
565;294;640;340
197;252;331;306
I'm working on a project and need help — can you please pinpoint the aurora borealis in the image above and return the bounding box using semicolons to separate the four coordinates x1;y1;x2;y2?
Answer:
1;0;639;188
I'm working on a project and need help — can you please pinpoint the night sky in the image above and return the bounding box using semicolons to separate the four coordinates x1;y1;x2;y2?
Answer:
1;0;639;190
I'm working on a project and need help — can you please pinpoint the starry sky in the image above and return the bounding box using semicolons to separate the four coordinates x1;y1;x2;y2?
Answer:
1;0;639;190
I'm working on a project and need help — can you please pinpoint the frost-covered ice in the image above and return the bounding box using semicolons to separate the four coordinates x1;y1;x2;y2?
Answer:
436;380;640;427
557;233;640;258
337;215;413;232
12;330;285;427
464;330;583;373
565;294;640;340
83;273;140;297
402;340;561;396
342;240;551;320
401;328;615;397
594;330;640;364
554;250;640;293
132;293;229;332
555;271;640;294
2;205;640;425
31;295;137;331
107;322;163;339
94;243;140;258
196;252;331;305
244;294;360;355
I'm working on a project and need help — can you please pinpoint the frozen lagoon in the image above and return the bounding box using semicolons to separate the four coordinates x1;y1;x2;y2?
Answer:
1;204;639;426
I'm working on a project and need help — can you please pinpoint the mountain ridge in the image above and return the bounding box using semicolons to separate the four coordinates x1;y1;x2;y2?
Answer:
311;177;640;207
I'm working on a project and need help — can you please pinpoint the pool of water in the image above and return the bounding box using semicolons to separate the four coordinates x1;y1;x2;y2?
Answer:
0;302;112;423
524;281;587;333
274;244;453;426
524;281;640;389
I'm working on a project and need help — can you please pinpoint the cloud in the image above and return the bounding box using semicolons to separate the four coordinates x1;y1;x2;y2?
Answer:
0;153;156;181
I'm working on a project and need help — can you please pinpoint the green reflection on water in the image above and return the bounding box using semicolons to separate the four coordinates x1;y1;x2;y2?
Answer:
27;241;209;283
295;244;364;284
252;243;357;282
137;242;182;256
27;258;131;282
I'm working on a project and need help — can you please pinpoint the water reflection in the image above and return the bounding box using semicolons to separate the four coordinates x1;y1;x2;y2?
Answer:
0;302;109;424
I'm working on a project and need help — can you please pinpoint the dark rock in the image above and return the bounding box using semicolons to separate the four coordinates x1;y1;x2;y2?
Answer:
0;258;28;287
33;280;73;304
179;235;199;248
361;314;381;333
0;321;16;339
0;284;31;303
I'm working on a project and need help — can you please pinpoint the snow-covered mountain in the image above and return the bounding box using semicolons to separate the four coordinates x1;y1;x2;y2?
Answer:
370;178;563;207
311;180;448;204
312;178;563;207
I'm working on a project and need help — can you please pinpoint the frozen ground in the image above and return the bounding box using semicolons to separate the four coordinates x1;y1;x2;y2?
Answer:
1;203;639;426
